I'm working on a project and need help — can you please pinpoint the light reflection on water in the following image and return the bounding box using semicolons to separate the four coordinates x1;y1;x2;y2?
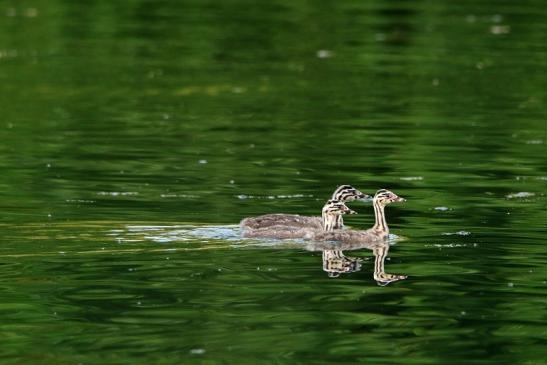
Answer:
110;224;408;284
1;215;545;364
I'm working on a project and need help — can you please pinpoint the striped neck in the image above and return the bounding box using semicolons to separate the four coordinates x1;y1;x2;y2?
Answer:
371;200;388;234
322;211;341;231
333;215;343;230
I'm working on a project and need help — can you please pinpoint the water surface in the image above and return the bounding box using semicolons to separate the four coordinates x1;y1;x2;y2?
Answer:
1;1;546;364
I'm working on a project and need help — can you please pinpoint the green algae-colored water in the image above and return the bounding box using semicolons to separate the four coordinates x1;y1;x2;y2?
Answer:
1;1;546;364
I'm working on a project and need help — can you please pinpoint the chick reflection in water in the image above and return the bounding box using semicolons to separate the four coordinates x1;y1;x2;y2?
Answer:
309;189;408;285
321;249;362;278
314;241;407;285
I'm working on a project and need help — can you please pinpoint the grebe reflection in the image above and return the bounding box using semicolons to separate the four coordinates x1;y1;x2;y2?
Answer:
312;241;407;285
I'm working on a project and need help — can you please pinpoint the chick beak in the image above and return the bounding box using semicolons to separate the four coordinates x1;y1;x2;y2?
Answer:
360;194;373;202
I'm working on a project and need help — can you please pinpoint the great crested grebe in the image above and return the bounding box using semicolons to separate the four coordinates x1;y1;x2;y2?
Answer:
240;185;369;238
241;199;357;239
310;189;405;244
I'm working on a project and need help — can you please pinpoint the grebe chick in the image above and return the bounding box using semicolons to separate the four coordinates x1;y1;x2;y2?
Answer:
240;185;370;237
310;189;405;244
241;199;356;239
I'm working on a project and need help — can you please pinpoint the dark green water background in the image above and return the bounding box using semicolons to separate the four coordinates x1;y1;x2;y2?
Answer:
1;1;546;364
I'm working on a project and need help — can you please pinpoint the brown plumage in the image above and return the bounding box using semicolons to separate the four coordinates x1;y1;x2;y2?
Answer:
241;200;356;239
240;185;368;238
240;214;322;231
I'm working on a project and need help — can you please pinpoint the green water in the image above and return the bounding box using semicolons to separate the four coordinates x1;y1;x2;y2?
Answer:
1;0;546;364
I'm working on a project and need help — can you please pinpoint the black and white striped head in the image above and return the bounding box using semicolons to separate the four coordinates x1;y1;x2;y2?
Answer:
373;189;405;205
322;199;358;216
331;185;372;202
